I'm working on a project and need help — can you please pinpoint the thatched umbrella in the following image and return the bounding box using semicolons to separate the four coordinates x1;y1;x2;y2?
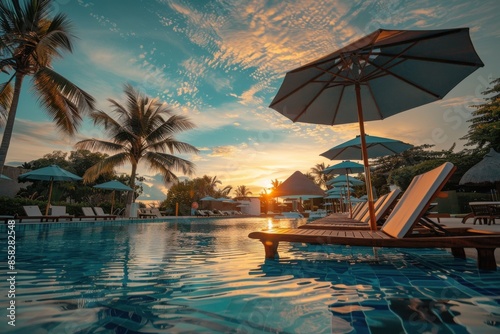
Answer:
460;149;500;200
459;149;500;185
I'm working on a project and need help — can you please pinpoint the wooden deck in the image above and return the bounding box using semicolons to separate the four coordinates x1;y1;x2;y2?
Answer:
248;227;500;270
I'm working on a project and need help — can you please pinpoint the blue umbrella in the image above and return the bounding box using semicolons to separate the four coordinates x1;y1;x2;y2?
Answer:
94;180;133;214
18;165;82;215
322;135;411;218
320;134;413;160
327;174;364;186
323;160;365;174
1;174;11;180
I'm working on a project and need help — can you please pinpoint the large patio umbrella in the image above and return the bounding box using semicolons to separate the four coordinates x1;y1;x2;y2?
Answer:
18;165;82;215
321;135;413;160
459;149;500;186
269;28;483;231
94;180;133;214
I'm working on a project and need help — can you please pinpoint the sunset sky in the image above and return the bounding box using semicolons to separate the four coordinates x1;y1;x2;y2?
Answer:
3;0;500;202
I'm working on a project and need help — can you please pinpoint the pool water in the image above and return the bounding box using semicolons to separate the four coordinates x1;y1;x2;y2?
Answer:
1;217;500;333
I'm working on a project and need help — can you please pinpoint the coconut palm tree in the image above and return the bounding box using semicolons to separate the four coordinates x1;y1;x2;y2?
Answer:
75;83;199;210
0;0;95;174
234;185;252;199
310;162;330;189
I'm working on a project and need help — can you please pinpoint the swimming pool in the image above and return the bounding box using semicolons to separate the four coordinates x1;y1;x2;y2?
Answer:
1;217;500;333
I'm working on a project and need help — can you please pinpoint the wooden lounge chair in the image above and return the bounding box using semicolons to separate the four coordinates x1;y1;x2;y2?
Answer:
19;205;60;222
249;162;500;270
301;189;401;230
79;207;115;220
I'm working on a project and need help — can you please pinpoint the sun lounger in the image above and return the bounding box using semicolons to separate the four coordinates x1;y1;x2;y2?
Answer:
93;207;117;219
19;205;61;222
300;189;401;230
51;206;74;221
79;207;116;220
249;162;500;270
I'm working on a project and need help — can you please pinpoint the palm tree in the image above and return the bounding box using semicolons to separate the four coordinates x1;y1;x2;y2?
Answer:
270;178;281;194
234;185;252;199
310;163;330;189
0;0;95;174
75;83;199;210
214;185;232;198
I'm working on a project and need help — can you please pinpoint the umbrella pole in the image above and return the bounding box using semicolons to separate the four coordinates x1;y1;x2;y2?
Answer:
345;171;353;218
355;83;377;231
45;179;54;216
111;190;115;214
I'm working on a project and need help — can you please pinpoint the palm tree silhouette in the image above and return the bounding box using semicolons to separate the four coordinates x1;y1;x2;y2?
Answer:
0;0;95;174
75;84;198;212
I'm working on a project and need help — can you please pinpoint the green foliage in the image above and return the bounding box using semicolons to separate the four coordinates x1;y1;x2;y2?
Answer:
461;77;500;151
388;160;447;190
161;179;195;216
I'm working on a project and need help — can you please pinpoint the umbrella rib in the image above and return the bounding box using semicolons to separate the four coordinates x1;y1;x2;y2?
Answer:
375;52;484;67
366;83;384;119
364;58;441;98
292;61;349;121
270;61;345;107
330;85;345;125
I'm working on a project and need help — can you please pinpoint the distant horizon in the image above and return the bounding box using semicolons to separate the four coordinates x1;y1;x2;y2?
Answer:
2;0;499;202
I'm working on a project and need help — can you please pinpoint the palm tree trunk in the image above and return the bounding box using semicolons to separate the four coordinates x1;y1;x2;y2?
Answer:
0;73;24;175
125;162;137;217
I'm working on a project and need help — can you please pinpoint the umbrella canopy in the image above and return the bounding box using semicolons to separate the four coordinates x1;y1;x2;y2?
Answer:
459;149;500;185
270;28;483;231
200;196;216;201
321;135;413;160
1;173;11;180
328;175;364;186
323;160;365;174
94;180;133;214
18;165;82;215
324;160;370;217
273;171;325;198
94;180;133;191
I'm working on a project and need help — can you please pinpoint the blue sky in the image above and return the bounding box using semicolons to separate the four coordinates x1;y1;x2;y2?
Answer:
3;0;500;202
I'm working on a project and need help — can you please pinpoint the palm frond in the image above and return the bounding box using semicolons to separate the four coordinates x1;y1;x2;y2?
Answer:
82;152;129;183
75;138;125;153
145;151;196;178
0;82;13;126
145;114;197;143
35;67;95;111
147;137;199;155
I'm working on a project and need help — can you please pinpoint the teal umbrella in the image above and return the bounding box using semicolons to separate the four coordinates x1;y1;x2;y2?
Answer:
323;160;365;174
1;174;11;180
320;135;413;160
322;136;410;217
327;175;364;186
18;165;82;215
94;180;133;214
